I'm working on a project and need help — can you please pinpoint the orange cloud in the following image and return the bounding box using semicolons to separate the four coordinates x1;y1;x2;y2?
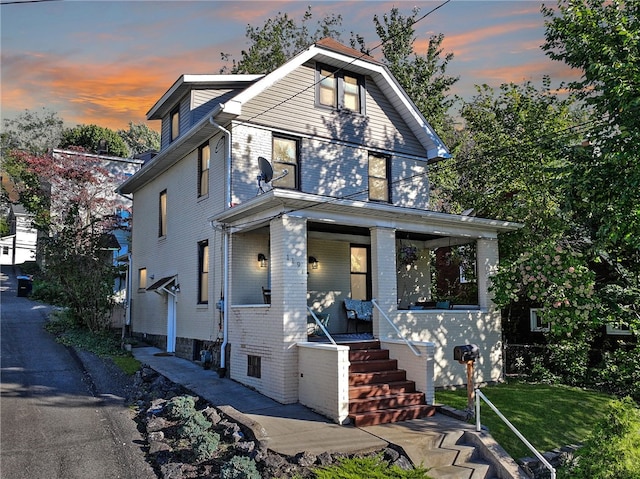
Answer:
433;21;541;61
472;60;582;86
1;45;234;130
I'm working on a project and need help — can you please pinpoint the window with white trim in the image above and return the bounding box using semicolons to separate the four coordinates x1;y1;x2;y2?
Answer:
316;64;364;113
159;190;167;237
138;268;147;291
530;308;549;332
272;136;298;190
198;240;209;304
606;321;632;336
198;143;210;197
368;153;390;202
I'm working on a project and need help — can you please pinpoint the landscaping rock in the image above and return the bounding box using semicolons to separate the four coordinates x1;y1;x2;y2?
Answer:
125;363;415;478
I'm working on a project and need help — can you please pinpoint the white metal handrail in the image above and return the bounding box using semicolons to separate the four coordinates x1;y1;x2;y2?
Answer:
371;299;421;356
306;307;337;346
475;388;556;479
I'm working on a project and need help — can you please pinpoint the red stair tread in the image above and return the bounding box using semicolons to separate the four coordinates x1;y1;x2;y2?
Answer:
349;392;426;413
349;380;417;399
350;404;436;427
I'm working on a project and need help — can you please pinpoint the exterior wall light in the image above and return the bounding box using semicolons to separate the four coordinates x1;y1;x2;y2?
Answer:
308;256;319;269
258;253;268;268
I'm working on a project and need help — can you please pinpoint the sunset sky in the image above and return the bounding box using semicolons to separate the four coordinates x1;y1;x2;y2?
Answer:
0;0;579;131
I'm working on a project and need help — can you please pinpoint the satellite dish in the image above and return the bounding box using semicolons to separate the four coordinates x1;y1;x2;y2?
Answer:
257;157;274;194
256;156;288;194
258;157;273;183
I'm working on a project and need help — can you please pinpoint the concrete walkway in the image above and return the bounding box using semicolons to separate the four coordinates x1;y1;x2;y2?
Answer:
133;346;526;478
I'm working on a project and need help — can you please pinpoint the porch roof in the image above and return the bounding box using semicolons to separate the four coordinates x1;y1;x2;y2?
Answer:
210;189;522;239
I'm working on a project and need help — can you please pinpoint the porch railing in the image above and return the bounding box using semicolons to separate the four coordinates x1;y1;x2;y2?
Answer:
371;299;421;356
475;388;556;479
307;307;337;346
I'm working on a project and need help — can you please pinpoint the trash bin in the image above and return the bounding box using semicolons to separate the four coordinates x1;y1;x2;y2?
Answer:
17;275;33;297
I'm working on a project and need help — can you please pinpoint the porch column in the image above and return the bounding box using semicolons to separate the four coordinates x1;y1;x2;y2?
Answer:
370;226;397;339
476;238;499;310
269;214;308;403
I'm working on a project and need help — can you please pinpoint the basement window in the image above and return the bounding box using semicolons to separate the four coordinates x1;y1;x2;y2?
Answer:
247;355;261;378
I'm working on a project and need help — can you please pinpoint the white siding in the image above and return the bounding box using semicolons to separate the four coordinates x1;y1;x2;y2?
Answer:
230;123;430;209
130;133;227;343
239;62;426;158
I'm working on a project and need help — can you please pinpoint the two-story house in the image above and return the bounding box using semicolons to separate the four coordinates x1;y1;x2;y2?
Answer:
118;38;520;425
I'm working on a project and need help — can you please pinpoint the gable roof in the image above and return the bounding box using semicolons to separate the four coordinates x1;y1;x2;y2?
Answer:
119;38;450;194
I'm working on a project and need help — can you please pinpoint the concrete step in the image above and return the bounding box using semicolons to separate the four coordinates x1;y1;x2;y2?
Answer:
426;464;474;479
349;392;426;413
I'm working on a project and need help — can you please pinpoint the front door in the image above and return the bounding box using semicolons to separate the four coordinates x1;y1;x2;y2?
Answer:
167;293;176;353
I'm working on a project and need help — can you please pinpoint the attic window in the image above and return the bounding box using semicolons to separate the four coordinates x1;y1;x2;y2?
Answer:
316;64;364;114
170;107;180;142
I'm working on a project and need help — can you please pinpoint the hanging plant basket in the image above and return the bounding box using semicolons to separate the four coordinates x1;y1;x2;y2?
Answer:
398;245;419;266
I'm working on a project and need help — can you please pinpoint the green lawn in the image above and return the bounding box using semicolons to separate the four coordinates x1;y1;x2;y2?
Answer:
436;382;615;460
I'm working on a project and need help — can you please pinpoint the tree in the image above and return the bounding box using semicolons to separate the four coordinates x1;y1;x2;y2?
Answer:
542;0;640;336
5;147;121;233
117;121;160;156
0;108;63;155
60;124;130;157
542;0;640;253
372;7;459;134
39;208;119;332
454;80;583;254
220;6;343;74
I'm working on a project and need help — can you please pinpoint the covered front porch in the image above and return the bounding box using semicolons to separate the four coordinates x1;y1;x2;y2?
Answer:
212;189;520;417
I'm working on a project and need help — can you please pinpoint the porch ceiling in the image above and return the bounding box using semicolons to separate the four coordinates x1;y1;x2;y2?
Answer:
211;189;523;239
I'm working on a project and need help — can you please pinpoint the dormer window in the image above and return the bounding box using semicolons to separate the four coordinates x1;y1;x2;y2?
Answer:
170;107;180;142
316;64;364;114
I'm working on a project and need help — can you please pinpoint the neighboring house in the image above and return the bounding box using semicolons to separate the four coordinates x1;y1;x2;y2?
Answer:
50;149;144;325
118;38;521;423
0;204;38;266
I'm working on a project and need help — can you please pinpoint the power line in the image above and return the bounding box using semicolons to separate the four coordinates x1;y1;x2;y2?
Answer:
242;0;451;126
0;0;60;5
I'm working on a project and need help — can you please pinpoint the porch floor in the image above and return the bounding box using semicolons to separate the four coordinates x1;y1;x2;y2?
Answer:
307;332;374;343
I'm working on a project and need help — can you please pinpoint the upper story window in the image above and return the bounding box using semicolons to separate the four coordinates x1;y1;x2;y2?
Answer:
198;143;210;197
316;64;364;114
170;107;180;142
198;240;209;304
368;153;390;202
138;267;147;291
159;190;167;237
272;136;298;190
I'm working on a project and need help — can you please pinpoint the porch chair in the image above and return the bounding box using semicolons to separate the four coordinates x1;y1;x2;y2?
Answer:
344;299;373;333
262;287;271;304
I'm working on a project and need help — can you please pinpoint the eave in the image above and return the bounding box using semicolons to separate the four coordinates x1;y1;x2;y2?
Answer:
211;189;523;239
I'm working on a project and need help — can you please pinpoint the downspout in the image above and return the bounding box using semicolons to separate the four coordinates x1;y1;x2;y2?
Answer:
125;252;132;326
209;115;231;377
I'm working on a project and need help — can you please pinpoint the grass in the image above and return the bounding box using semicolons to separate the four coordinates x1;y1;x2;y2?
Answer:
436;381;615;460
45;309;141;375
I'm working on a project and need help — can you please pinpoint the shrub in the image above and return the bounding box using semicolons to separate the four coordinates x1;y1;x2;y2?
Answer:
165;395;197;421
191;431;220;462
31;279;68;307
220;455;260;479
594;345;640;402
178;413;211;438
559;397;640;479
315;455;432;478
